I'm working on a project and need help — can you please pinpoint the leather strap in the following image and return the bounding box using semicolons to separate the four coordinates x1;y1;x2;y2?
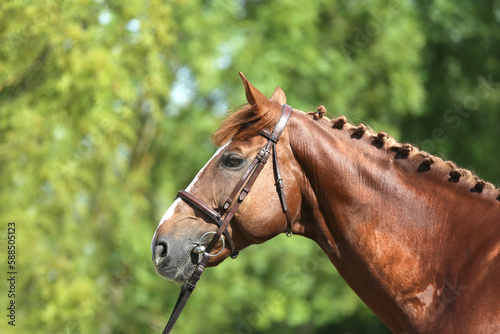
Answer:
176;190;238;256
162;252;210;334
222;145;271;212
273;141;293;236
162;104;293;334
262;105;293;235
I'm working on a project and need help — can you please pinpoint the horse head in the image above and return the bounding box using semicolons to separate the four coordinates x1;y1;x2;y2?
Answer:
151;73;303;282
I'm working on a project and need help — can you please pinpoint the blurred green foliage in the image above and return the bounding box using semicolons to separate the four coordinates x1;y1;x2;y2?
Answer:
1;0;498;333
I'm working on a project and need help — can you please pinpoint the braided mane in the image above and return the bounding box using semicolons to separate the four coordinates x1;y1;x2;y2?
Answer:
212;103;500;201
308;106;500;201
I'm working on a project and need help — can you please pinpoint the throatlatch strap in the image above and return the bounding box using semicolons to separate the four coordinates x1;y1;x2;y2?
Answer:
272;141;293;236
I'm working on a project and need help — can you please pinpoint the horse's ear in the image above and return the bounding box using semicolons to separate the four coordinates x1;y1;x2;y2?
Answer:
270;86;286;105
239;72;270;110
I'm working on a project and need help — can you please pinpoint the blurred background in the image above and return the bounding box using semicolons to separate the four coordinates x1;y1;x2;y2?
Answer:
1;0;499;333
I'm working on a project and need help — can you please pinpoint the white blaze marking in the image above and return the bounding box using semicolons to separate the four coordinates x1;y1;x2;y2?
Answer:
185;140;230;193
152;141;231;243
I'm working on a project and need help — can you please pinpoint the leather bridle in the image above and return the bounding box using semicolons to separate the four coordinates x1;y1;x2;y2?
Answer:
161;104;293;334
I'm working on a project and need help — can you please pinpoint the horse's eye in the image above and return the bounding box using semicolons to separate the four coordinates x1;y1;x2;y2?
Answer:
223;154;244;168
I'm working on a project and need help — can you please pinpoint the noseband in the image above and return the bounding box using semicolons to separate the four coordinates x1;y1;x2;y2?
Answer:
162;104;293;333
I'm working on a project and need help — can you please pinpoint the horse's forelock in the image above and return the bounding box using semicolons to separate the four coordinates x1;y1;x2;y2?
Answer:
212;101;282;146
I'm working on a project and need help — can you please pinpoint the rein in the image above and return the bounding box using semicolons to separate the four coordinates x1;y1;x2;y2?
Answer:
161;104;293;333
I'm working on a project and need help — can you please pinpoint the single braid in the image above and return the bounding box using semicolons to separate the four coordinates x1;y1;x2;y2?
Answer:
422;155;435;166
333;115;347;129
314;105;327;120
397;144;413;157
375;132;388;145
353;123;367;137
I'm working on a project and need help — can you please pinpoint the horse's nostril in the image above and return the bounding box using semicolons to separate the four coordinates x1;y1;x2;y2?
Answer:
153;237;168;264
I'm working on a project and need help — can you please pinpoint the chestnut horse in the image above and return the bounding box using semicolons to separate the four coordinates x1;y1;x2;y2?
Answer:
152;73;500;333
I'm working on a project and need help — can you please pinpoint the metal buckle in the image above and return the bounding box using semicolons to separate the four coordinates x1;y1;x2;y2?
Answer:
259;148;271;155
275;178;283;187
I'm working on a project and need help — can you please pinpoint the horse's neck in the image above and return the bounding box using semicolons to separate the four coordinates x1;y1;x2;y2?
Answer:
289;113;500;331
